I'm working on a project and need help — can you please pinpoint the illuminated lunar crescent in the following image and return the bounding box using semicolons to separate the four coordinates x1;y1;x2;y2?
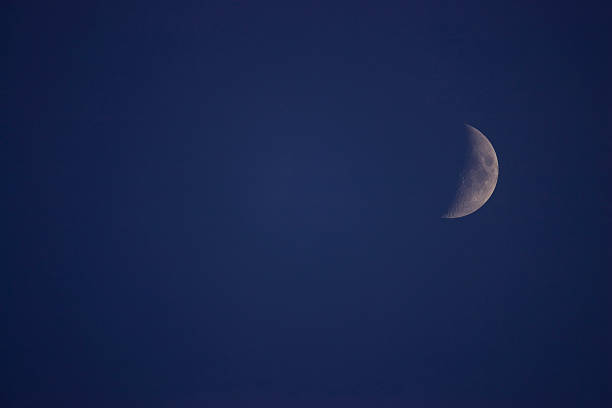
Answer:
442;124;499;218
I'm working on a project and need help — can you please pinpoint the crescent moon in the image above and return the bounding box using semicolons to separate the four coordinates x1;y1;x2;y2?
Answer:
442;124;499;218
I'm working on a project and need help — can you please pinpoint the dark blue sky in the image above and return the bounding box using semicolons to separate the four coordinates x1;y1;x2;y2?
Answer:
4;1;611;407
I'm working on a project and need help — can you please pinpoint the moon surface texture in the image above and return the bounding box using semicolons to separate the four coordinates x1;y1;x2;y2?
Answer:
442;124;499;219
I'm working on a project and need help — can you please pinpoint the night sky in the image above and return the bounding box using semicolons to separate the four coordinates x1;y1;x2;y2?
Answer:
4;1;611;407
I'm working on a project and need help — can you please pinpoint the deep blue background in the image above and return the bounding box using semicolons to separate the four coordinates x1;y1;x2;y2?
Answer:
4;1;611;406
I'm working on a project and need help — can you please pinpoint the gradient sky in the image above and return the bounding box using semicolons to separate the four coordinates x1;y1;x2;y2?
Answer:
4;1;611;407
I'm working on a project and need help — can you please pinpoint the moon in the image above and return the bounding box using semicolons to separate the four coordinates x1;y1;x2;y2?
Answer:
442;124;499;218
